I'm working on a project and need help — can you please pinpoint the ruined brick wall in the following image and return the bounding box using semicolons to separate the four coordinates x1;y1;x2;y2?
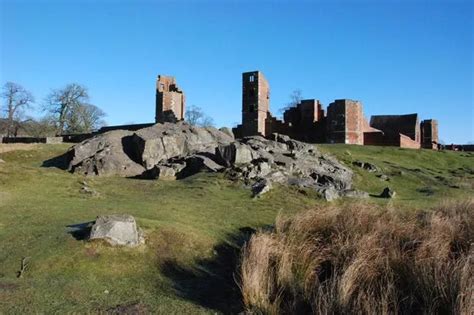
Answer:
281;99;326;143
364;131;420;149
283;99;323;127
240;71;270;137
326;99;364;145
299;100;320;125
399;133;421;149
156;75;185;123
421;119;439;149
265;113;291;137
370;114;420;142
363;131;386;146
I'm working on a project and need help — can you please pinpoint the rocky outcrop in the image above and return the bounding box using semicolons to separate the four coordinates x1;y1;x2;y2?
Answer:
67;122;233;177
221;134;354;199
64;122;357;200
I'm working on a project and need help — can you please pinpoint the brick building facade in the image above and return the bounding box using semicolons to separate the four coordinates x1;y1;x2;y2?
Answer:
155;75;185;123
233;70;439;149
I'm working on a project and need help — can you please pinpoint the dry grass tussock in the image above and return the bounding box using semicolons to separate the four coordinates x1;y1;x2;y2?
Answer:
240;199;473;314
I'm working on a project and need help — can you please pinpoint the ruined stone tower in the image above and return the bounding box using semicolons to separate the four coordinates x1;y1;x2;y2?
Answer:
240;71;270;137
326;99;365;144
420;119;439;149
155;75;185;123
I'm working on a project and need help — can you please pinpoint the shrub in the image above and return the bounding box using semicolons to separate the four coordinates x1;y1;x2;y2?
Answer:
240;200;473;314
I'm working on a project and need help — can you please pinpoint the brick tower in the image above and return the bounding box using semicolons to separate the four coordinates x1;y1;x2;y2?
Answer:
240;71;270;137
326;99;365;144
420;119;439;149
155;75;185;123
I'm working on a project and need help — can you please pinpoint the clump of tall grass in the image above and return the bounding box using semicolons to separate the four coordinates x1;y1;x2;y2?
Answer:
240;200;473;314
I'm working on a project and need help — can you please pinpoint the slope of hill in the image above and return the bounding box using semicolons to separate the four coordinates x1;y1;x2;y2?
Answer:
0;143;472;313
319;144;473;207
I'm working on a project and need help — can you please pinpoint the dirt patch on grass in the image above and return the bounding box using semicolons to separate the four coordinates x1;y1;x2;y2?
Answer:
0;282;19;292
0;144;38;154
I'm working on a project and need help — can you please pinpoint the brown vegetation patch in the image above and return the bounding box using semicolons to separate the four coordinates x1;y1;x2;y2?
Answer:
0;282;19;292
84;246;100;259
240;200;473;314
0;143;38;154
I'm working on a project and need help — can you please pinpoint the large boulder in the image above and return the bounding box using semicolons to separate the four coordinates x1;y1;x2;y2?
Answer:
67;122;233;177
89;214;144;247
67;129;145;177
216;142;253;166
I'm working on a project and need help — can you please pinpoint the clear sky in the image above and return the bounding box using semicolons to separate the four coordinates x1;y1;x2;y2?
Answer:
1;0;473;143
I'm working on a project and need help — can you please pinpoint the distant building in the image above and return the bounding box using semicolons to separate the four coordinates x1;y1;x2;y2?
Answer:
43;70;440;150
233;70;439;149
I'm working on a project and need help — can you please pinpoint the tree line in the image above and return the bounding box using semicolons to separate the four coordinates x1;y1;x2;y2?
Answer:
1;82;105;137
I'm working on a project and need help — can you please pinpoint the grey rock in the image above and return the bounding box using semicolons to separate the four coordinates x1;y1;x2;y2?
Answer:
377;174;390;181
216;142;253;166
380;187;396;198
178;154;224;178
342;189;369;198
256;161;271;177
81;186;99;196
252;179;272;198
67;122;233;177
319;187;340;201
353;160;378;173
156;165;177;179
68;129;145;177
89;214;144;247
218;127;234;139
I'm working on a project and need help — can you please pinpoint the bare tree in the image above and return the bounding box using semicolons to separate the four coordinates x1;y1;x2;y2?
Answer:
1;82;34;137
185;105;214;127
280;89;303;113
67;103;106;133
44;83;89;134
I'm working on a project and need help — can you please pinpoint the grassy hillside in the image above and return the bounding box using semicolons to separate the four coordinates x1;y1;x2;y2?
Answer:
319;144;473;207
0;143;472;313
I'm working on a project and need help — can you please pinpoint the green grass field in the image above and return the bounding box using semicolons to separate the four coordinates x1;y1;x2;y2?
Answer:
0;143;472;313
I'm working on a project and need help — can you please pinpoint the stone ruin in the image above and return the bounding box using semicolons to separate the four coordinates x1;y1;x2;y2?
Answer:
5;71;438;151
232;70;439;149
155;75;185;123
56;70;443;200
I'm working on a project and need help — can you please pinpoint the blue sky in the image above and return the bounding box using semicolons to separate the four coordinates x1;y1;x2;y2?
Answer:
1;0;472;143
